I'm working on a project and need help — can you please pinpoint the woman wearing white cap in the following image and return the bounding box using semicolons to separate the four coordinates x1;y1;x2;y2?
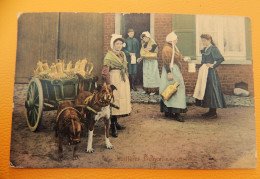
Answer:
101;34;131;137
140;31;160;95
159;32;187;122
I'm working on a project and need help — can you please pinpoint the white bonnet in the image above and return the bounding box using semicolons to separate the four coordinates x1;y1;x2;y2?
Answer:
110;34;125;49
140;31;151;39
166;32;178;43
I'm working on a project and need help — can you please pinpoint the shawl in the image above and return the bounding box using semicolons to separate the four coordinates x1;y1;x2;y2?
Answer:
104;51;128;82
162;43;183;69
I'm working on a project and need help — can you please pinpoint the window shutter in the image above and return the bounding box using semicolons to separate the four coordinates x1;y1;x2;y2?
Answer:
172;14;196;59
245;17;252;61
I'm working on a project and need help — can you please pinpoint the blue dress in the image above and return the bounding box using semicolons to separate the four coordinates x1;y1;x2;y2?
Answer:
196;45;226;108
122;37;140;75
140;39;160;90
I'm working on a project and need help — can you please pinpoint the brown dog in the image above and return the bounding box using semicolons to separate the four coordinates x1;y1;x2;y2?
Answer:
75;74;117;153
55;101;85;160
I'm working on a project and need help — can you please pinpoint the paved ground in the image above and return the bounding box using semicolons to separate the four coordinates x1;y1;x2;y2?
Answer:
10;84;257;169
131;86;254;107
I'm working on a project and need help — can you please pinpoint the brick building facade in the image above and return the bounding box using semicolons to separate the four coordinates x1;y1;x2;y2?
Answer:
15;12;254;96
103;13;254;96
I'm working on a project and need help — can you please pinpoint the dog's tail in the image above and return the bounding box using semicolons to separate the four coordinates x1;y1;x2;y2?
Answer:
76;73;85;93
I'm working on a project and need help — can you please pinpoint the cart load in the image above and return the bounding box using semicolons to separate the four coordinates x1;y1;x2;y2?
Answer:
33;59;93;80
25;59;98;132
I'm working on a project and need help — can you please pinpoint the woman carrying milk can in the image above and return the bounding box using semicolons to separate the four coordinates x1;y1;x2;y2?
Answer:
159;32;188;122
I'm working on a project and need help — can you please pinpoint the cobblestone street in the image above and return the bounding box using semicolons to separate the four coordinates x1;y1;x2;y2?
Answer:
131;86;254;107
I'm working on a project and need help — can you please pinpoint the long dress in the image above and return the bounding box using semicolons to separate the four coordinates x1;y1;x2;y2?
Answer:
159;43;187;113
123;37;140;75
102;50;132;116
196;45;226;108
140;39;160;93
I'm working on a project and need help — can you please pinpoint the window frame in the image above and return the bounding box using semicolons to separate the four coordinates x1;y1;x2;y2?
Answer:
195;15;249;64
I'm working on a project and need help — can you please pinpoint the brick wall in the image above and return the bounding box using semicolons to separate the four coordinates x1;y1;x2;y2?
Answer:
217;64;254;95
153;13;254;97
154;14;173;72
103;13;255;97
181;62;254;96
104;13;115;55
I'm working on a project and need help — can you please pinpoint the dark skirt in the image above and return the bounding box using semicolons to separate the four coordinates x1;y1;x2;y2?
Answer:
196;68;226;108
160;100;187;114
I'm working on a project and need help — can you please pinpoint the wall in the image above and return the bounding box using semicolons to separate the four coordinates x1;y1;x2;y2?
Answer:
103;13;255;96
104;13;115;55
15;13;104;83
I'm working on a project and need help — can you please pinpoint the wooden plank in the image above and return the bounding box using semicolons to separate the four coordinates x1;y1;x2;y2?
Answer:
58;13;104;82
15;13;59;83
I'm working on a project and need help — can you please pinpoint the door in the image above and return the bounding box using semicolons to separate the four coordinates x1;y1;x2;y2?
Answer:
121;13;150;85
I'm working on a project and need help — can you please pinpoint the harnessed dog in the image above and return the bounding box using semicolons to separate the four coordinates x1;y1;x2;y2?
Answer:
75;74;117;153
55;101;85;161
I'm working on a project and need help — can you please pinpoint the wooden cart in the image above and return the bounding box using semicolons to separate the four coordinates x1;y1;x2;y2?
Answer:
24;76;98;132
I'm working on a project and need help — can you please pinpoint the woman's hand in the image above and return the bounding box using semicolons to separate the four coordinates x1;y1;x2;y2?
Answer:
206;63;214;68
137;58;143;63
144;47;152;52
167;73;174;81
183;56;191;62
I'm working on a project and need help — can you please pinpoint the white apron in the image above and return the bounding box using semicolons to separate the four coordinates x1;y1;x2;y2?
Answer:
193;64;209;100
110;70;131;115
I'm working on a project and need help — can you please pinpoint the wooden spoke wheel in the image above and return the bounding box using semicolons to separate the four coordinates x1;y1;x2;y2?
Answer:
25;78;43;132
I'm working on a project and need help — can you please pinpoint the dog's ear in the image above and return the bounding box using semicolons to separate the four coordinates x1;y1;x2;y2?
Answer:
110;85;117;91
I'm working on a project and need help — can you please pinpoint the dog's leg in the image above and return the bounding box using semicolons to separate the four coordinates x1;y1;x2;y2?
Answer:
104;117;113;149
58;133;63;161
86;119;95;153
86;129;94;153
73;144;79;160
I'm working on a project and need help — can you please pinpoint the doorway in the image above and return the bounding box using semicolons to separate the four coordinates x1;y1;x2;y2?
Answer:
120;13;150;85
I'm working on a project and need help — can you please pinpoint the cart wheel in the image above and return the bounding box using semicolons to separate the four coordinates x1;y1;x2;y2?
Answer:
25;77;43;132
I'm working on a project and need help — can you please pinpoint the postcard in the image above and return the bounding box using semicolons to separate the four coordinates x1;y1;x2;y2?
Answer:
10;12;256;169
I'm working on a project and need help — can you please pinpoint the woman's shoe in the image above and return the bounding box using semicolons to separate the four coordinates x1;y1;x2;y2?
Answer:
174;114;185;122
206;113;218;119
201;111;211;117
132;85;137;91
115;121;126;130
110;123;118;137
165;112;171;118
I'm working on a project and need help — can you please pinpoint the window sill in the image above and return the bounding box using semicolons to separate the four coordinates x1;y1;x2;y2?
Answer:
191;58;252;65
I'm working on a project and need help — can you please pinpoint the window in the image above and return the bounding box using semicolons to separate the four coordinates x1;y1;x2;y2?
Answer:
196;15;246;61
